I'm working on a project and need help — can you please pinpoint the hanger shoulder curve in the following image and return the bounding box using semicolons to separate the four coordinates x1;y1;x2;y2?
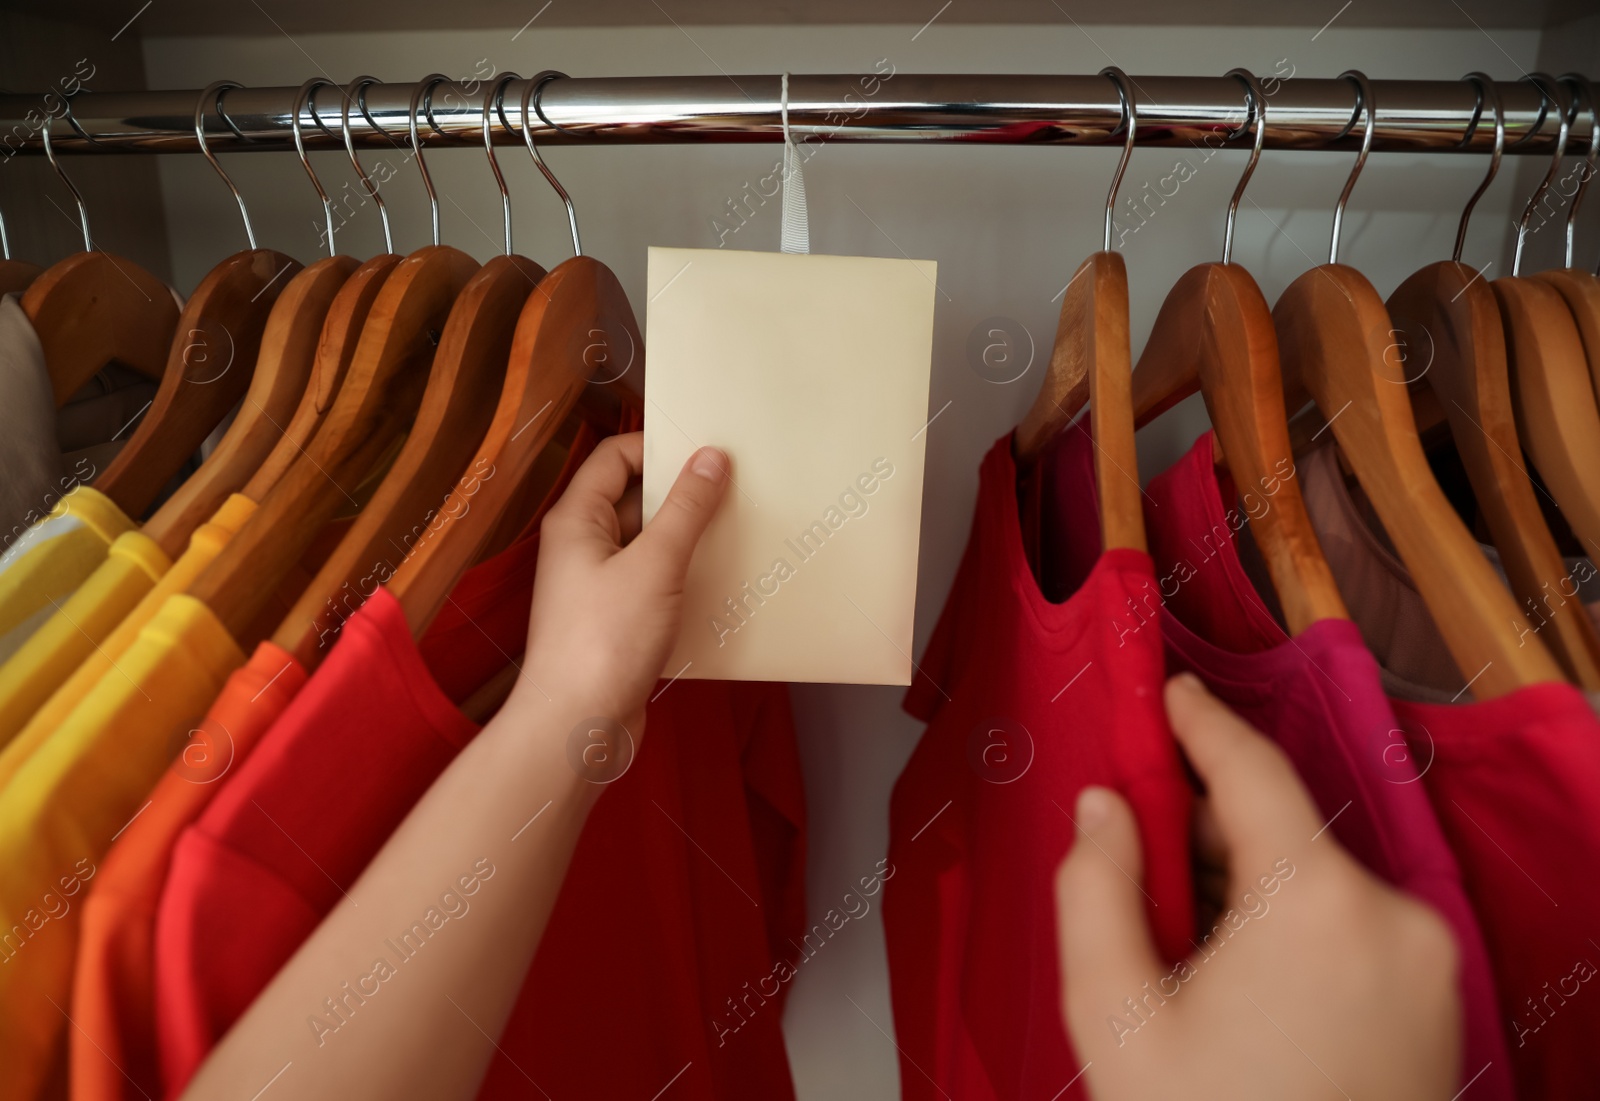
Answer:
1275;262;1563;697
1390;261;1600;688
386;254;639;636
187;245;479;645
1014;255;1095;465
21;251;181;405
140;254;359;559
239;253;401;501
1533;268;1600;405
1131;262;1348;633
1495;274;1600;565
271;253;547;670
90;249;301;519
0;260;41;298
1014;251;1143;553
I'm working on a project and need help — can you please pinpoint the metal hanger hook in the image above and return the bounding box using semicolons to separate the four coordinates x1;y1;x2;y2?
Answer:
1557;73;1598;271
41;94;93;252
1222;67;1266;265
1329;70;1375;265
1514;73;1571;276
519;71;582;258
1453;73;1504;264
340;76;394;255
484;72;519;256
409;74;451;248
195;80;257;250
1100;66;1137;254
293;78;338;259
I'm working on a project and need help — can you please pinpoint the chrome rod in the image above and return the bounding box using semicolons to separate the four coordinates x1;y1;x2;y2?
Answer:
0;74;1576;155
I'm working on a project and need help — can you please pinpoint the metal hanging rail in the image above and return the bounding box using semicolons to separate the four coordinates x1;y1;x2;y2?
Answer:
0;74;1588;156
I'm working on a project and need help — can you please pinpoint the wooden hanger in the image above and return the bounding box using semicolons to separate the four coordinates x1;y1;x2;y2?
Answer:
138;256;354;558
185;244;478;645
237;77;407;504
186;76;483;647
1537;269;1600;396
381;73;639;638
1012;67;1144;554
1129;69;1348;634
91;83;303;520
383;253;636;636
1387;74;1600;687
139;82;371;559
0;262;40;298
1275;72;1563;698
22;120;179;404
1496;76;1600;567
272;76;566;669
272;252;548;668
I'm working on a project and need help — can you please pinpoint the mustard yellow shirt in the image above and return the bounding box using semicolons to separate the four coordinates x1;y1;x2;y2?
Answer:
0;495;256;757
0;594;244;1101
0;487;133;664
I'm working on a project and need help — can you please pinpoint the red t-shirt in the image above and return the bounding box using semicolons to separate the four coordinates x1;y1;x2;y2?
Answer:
154;445;806;1099
886;432;1194;1100
1392;683;1600;1099
156;593;805;1101
1067;429;1512;1101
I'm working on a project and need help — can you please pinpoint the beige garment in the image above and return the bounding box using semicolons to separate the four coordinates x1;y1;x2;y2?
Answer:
0;295;64;543
1241;441;1600;703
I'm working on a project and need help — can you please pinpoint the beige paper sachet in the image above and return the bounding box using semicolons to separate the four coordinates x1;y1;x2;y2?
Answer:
643;246;937;684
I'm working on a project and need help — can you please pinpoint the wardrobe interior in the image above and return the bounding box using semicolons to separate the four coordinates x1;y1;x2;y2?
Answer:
3;2;1597;1096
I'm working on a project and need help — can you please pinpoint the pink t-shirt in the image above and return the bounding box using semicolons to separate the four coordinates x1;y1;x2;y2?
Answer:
1040;429;1512;1101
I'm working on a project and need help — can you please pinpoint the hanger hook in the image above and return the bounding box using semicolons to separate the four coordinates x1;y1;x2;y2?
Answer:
1557;74;1598;271
340;76;394;255
195;80;257;250
1329;70;1375;265
1452;72;1504;264
1514;73;1571;276
1222;67;1266;265
409;74;450;248
40;96;92;252
484;72;520;257
518;71;582;257
1099;66;1137;254
292;78;338;259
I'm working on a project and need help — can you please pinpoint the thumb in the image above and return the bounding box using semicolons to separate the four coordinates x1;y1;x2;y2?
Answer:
1162;674;1326;865
631;446;730;582
1055;785;1165;1055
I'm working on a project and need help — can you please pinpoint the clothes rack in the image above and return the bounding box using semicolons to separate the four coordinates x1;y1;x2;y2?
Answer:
0;74;1588;155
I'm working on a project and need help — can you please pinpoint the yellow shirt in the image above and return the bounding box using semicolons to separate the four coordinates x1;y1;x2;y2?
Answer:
0;495;256;756
0;487;133;663
0;594;244;1101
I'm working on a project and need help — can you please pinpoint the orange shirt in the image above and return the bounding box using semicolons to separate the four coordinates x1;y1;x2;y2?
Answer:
69;642;304;1101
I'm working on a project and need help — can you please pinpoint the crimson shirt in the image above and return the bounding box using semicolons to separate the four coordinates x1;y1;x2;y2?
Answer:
885;432;1194;1100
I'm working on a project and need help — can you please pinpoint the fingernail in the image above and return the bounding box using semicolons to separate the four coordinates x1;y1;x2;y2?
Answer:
1169;672;1204;696
691;446;728;484
1076;786;1113;831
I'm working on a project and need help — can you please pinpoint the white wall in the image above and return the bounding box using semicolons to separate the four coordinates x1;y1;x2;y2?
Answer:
143;23;1545;1100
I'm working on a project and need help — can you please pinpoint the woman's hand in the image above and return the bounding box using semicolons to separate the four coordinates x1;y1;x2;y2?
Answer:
1055;674;1462;1101
520;432;729;734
